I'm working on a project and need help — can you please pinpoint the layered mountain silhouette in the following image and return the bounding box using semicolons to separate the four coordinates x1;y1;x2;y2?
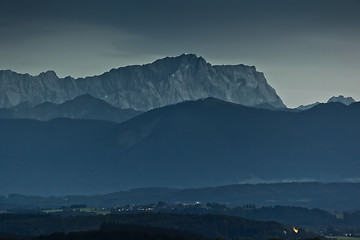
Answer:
296;95;356;111
0;94;141;123
327;95;355;105
0;54;285;110
0;98;359;195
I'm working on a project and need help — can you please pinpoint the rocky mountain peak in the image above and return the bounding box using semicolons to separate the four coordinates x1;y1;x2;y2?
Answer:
0;54;286;110
327;95;355;105
148;53;207;75
38;70;58;79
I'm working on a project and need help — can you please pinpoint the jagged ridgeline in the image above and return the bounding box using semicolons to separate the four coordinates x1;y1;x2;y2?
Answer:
0;54;285;110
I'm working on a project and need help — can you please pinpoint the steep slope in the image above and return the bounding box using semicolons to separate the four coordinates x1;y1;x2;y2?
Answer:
0;54;285;110
1;94;141;123
0;99;359;195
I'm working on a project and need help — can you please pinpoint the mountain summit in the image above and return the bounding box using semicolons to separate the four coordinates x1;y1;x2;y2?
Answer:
327;95;355;105
0;54;285;110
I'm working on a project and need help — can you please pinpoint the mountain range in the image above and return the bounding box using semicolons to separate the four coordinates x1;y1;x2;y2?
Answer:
0;94;354;122
296;95;355;111
0;54;285;110
0;54;359;196
0;94;141;123
0;98;359;195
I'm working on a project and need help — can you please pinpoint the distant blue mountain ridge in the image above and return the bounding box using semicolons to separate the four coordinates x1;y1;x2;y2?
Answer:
0;98;358;196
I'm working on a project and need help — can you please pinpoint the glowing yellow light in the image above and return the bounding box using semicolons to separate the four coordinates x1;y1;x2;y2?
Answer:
292;227;299;233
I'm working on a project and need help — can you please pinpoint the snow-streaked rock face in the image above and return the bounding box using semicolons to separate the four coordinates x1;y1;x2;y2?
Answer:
0;54;286;110
327;95;355;106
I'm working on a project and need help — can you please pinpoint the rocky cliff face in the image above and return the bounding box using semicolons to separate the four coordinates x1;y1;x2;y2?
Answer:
0;54;285;110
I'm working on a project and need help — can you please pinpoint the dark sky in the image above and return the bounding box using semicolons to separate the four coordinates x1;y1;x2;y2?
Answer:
0;0;359;107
